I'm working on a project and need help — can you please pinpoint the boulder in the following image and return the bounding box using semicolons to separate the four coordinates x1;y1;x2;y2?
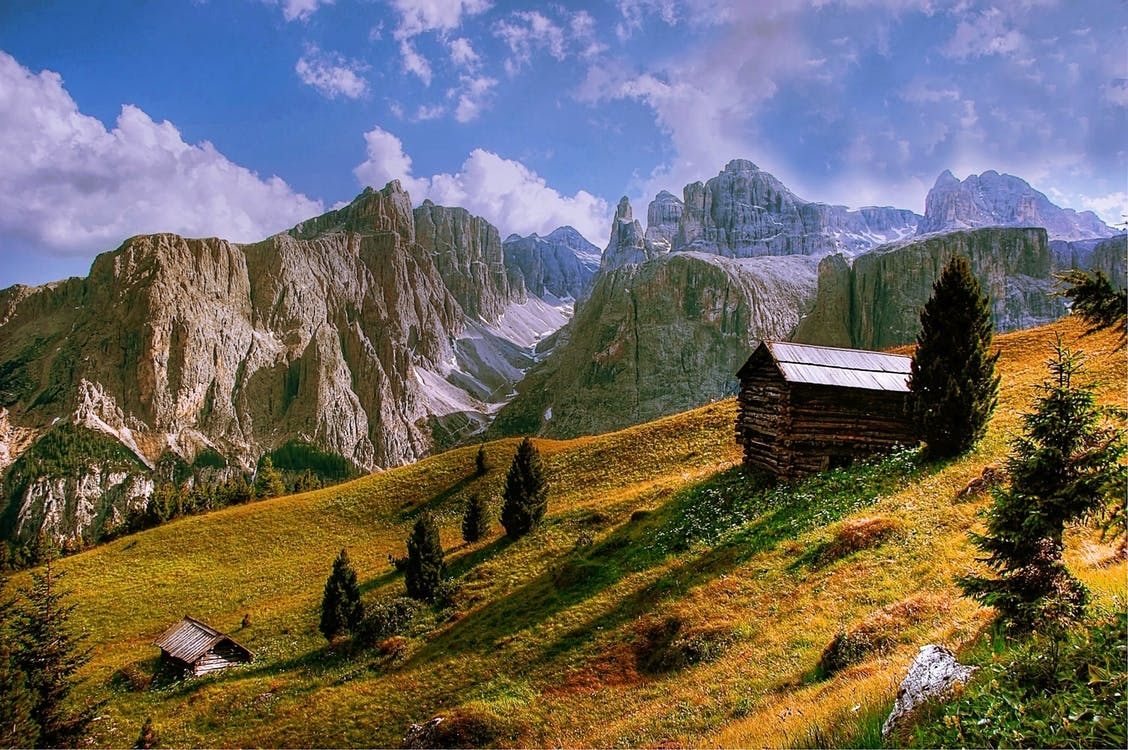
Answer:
882;644;978;736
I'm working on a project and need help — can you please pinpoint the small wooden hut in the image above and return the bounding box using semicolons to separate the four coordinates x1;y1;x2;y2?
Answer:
153;616;253;676
735;341;916;479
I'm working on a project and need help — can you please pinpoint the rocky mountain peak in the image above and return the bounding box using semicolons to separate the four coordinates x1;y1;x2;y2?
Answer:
725;158;759;173
917;170;1115;241
601;196;665;271
289;181;416;241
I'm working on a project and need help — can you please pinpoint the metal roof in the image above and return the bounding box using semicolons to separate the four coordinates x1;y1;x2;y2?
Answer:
153;616;252;664
764;340;911;392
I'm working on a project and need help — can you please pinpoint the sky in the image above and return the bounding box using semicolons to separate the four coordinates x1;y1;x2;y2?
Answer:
0;0;1125;288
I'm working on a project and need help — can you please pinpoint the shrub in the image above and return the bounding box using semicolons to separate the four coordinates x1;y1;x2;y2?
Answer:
807;516;903;566
474;443;488;476
355;596;422;646
909;254;1000;459
634;615;734;674
817;595;948;677
911;612;1127;749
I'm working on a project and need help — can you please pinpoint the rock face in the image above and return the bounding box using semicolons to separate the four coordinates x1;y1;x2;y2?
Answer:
0;182;577;546
601;196;668;271
795;227;1066;349
502;226;601;301
675;159;920;258
644;190;684;252
882;645;977;736
490;252;819;439
917;170;1116;241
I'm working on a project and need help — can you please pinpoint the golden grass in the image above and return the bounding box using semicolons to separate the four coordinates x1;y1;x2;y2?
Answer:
7;316;1123;748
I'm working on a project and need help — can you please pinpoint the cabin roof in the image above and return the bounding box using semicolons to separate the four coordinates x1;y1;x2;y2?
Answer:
740;340;912;393
153;616;252;664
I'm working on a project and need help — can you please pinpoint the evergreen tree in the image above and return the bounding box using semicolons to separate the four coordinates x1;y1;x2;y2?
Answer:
909;255;1000;459
254;456;285;499
404;514;444;601
1059;269;1126;345
960;340;1126;631
9;562;98;748
500;437;548;539
319;549;364;641
461;493;491;544
0;581;38;749
475;443;488;476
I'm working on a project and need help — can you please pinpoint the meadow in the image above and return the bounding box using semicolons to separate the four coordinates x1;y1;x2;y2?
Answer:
8;315;1124;748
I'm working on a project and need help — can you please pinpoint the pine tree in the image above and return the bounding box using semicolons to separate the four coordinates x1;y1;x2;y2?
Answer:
254;456;285;499
9;561;98;748
500;437;549;539
461;493;491;544
909;255;1000;459
1058;269;1126;346
319;549;363;641
0;581;38;750
475;443;488;476
405;514;444;601
960;340;1126;631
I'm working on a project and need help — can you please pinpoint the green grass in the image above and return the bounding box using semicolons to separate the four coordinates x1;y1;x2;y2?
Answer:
3;317;1124;748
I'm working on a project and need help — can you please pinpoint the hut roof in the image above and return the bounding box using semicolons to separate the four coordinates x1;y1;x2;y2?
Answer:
740;341;912;393
153;616;252;664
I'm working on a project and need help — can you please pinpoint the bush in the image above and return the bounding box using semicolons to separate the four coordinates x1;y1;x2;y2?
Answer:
634;615;734;674
356;596;422;646
806;516;903;567
912;612;1127;749
319;549;364;641
817;595;949;677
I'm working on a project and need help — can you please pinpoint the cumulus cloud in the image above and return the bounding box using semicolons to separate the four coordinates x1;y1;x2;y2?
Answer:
453;75;498;122
495;11;566;74
448;37;480;70
0;52;323;272
352;126;609;244
295;45;369;99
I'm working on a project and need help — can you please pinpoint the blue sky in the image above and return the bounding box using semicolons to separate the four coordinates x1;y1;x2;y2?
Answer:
0;0;1125;287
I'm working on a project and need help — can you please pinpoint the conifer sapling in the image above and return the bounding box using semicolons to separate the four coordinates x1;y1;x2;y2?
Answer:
405;514;445;601
500;437;548;539
319;549;364;641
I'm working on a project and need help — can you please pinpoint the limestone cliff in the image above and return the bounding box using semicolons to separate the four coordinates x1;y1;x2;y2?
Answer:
794;227;1066;350
0;182;563;546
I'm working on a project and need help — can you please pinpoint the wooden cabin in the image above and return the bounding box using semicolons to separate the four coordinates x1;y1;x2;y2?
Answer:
735;341;916;480
153;616;253;676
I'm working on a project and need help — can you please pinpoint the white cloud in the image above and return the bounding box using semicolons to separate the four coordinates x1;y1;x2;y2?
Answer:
495;11;566;74
448;37;480;70
390;0;491;81
453;75;497;122
399;40;433;85
295;45;369;99
1077;191;1127;226
352;126;609;245
415;103;447;121
0;52;323;266
944;7;1024;60
615;0;680;41
265;0;335;23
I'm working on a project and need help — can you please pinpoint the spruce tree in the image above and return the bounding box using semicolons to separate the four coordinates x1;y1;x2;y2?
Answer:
9;562;98;748
500;437;548;539
319;549;363;641
960;340;1126;631
461;492;491;544
405;514;444;601
909;254;1000;459
254;456;285;499
0;581;38;750
1059;269;1126;345
475;443;488;476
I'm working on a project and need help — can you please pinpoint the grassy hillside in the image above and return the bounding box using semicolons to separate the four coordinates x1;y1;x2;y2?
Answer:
7;316;1124;748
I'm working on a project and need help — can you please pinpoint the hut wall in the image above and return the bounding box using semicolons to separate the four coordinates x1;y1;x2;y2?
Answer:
192;642;250;676
736;367;792;475
784;383;913;473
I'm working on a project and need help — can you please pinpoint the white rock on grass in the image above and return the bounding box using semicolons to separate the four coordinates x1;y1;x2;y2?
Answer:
882;644;978;737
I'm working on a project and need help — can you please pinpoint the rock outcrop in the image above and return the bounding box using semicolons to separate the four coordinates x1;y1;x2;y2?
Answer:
502;226;601;301
795;227;1065;349
644;190;684;252
917;170;1116;241
0;182;574;546
882;645;978;736
601;196;668;271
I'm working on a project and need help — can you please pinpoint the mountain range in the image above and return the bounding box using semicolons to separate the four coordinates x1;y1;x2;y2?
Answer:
0;164;1121;547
